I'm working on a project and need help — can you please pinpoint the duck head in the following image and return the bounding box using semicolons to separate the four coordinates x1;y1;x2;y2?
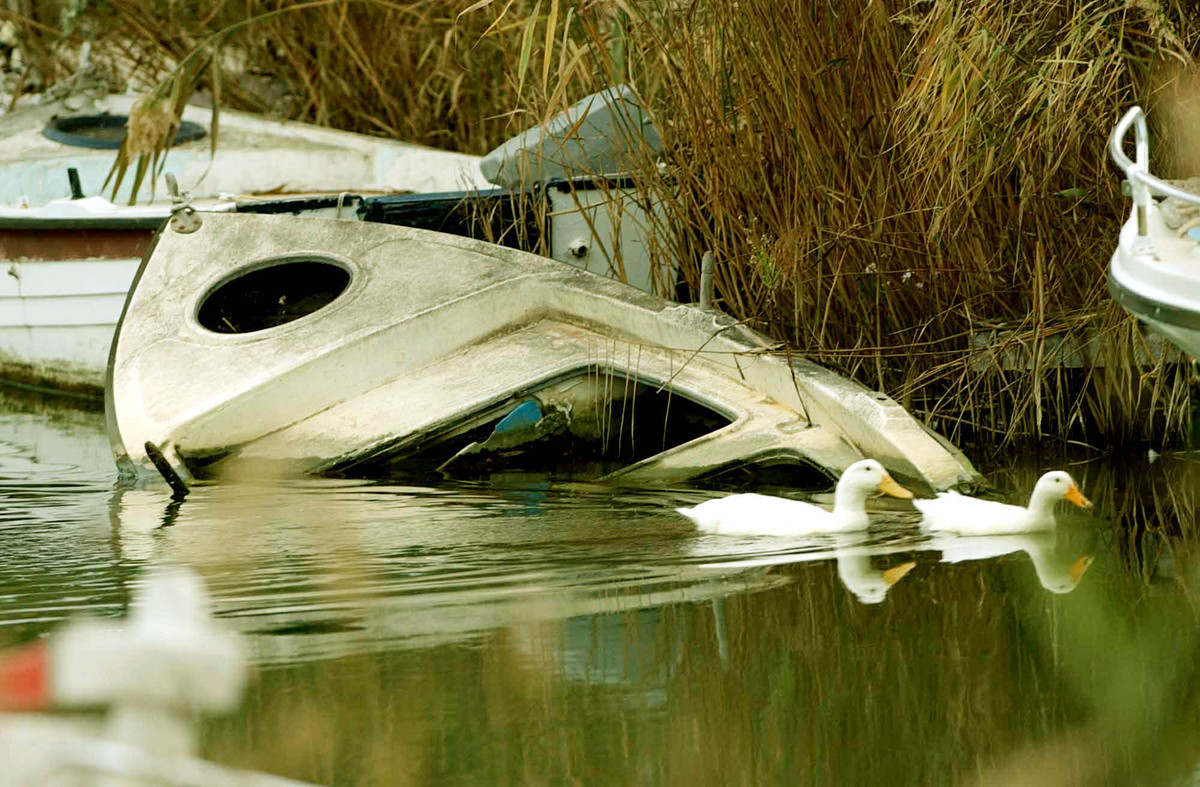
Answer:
835;459;914;509
1028;470;1092;515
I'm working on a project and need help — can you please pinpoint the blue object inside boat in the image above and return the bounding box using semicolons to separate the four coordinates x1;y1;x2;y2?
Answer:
494;400;543;435
1187;226;1200;242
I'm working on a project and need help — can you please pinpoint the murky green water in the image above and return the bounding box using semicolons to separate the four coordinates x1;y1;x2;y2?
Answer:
0;395;1199;785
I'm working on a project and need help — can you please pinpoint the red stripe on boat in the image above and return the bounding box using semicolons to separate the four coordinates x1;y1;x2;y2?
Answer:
0;228;156;261
0;641;51;710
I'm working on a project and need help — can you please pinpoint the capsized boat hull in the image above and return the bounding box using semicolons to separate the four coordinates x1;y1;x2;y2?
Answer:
106;213;981;492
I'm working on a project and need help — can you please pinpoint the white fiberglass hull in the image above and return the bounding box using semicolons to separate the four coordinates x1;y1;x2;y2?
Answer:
1107;106;1200;361
0;256;138;391
1108;203;1200;360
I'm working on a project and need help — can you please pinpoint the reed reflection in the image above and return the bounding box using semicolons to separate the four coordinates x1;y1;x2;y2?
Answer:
6;400;1200;784
194;527;1200;787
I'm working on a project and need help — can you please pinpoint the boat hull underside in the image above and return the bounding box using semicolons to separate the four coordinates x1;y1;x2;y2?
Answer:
1109;203;1200;359
1109;262;1200;359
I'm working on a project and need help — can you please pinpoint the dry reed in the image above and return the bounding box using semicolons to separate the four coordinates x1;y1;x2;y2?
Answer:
599;0;1200;448
6;0;1200;446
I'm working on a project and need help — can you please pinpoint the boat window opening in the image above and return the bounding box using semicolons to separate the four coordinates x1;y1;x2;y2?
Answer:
42;114;206;150
338;371;734;482
197;260;351;334
693;456;835;492
359;190;544;251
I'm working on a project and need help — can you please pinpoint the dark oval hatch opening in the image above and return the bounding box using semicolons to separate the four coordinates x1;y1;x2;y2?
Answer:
198;260;351;334
42;114;207;150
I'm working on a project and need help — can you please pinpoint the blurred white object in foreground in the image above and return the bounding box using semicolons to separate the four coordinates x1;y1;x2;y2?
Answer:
0;565;316;786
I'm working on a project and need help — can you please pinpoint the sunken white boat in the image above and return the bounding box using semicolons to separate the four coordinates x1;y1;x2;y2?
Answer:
106;211;980;492
1108;107;1200;359
0;85;672;394
0;93;490;392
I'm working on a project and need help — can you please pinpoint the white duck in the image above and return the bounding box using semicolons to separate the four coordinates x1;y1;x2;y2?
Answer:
914;470;1091;536
676;459;913;536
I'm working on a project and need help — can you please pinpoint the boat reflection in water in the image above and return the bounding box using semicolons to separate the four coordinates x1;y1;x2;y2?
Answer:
106;481;804;664
8;393;1200;784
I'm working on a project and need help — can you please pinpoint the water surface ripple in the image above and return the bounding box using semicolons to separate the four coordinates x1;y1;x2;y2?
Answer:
1;402;1199;786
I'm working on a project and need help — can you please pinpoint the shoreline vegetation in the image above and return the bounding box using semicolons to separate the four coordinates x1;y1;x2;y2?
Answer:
4;0;1200;450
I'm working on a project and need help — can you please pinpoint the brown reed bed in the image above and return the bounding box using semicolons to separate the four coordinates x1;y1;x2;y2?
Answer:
5;0;1199;447
2;0;594;152
600;0;1200;448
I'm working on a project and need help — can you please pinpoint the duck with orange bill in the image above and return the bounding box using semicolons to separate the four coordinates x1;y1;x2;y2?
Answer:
675;459;914;536
914;470;1092;536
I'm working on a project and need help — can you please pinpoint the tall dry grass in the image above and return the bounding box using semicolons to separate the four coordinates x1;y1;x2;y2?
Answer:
3;0;607;152
6;0;1200;446
598;0;1200;448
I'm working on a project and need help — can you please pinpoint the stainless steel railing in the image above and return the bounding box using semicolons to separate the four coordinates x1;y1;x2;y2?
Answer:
1110;106;1200;237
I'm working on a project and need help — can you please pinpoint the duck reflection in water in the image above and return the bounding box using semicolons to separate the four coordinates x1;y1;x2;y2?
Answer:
834;547;916;604
704;538;918;667
929;532;1093;594
695;533;919;606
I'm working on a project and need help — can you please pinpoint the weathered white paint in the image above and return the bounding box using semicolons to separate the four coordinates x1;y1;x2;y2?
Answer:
109;213;981;492
547;182;673;297
1;93;492;207
0;257;138;388
0;95;493;391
